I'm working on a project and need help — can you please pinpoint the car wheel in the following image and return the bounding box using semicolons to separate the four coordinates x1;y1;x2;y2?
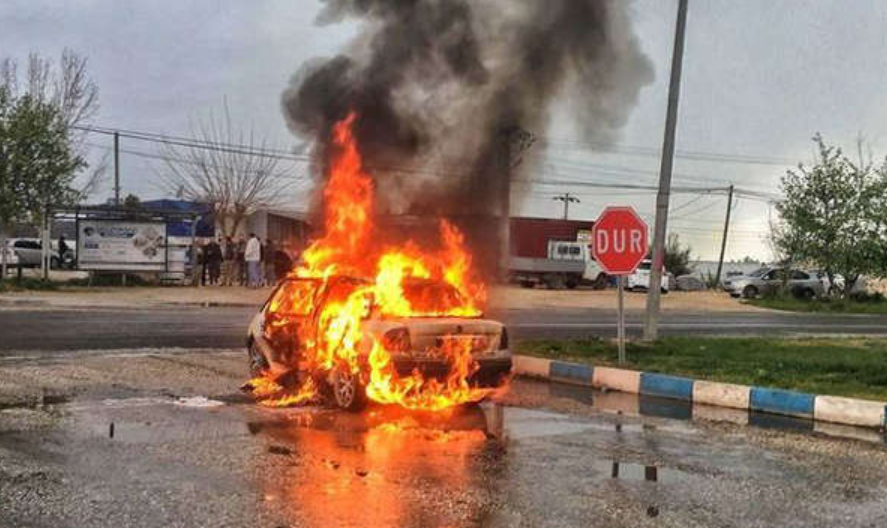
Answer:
660;287;669;295
519;280;534;289
50;256;60;269
247;340;270;377
742;285;758;299
802;287;816;300
565;279;578;290
592;274;608;290
331;367;366;412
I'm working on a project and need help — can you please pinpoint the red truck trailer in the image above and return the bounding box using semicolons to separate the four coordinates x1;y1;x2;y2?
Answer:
508;217;607;289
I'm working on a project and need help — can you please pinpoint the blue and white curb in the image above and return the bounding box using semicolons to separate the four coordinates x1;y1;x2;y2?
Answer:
511;355;887;430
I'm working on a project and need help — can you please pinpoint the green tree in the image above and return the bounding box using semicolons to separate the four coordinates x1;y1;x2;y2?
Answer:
663;233;693;276
773;134;886;295
123;193;142;210
0;50;99;278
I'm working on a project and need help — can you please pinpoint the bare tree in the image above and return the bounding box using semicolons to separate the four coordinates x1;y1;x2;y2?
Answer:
158;105;289;237
2;49;99;141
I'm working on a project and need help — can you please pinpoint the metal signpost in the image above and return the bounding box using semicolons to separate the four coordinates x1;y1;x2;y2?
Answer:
592;207;649;364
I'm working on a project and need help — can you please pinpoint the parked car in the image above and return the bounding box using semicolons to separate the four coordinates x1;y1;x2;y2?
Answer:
626;259;670;293
246;275;512;410
1;240;19;269
809;270;847;296
723;268;824;299
8;238;74;269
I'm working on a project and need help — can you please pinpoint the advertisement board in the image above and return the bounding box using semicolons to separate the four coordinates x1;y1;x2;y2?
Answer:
76;220;168;271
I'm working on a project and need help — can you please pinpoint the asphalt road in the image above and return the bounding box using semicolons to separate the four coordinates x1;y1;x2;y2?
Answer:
2;366;885;528
2;305;887;353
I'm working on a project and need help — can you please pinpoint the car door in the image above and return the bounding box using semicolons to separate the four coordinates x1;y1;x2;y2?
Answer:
263;278;321;367
761;269;784;295
790;270;814;294
14;240;42;266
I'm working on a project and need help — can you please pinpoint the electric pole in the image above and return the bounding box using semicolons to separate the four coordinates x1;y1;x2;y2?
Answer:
498;126;535;281
553;193;580;220
113;131;121;205
644;0;689;341
714;184;734;286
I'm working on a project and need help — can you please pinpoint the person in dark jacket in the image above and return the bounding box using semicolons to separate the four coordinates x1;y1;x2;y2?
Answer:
274;247;293;282
205;238;223;285
221;236;235;286
235;235;247;286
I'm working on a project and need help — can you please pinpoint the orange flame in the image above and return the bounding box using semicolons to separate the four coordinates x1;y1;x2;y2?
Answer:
249;112;497;411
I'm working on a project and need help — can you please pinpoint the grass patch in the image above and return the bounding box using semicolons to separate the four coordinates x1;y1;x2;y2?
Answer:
0;277;60;292
747;293;887;314
516;336;887;401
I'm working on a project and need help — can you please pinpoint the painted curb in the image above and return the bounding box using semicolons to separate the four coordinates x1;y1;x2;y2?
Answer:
693;380;750;410
550;361;593;386
814;396;885;428
511;355;887;430
592;366;641;394
750;387;815;419
640;373;694;401
511;356;551;379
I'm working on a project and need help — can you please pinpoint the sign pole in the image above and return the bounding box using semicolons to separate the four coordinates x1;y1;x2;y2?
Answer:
592;206;648;367
617;274;626;364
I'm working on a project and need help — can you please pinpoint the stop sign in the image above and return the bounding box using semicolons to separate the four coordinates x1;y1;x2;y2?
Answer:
592;206;648;275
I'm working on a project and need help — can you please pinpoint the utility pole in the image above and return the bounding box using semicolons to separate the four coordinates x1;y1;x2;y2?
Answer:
644;0;689;341
498;131;512;282
498;126;535;281
113;131;121;205
714;184;734;286
553;192;580;220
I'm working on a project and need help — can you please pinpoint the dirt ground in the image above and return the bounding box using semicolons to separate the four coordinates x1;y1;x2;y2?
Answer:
0;283;761;313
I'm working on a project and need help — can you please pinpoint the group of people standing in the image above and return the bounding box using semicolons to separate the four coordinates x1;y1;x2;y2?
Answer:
198;233;292;288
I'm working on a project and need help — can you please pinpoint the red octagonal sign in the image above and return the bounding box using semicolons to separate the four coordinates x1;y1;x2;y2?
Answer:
592;206;649;275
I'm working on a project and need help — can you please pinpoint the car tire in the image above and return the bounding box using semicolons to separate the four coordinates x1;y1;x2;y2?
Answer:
802;287;816;300
247;340;270;377
660;287;669;295
592;274;608;290
331;367;367;412
742;285;758;299
50;256;60;269
565;279;578;290
519;280;534;289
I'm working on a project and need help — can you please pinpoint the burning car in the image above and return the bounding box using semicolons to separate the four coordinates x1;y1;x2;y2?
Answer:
247;275;511;411
244;113;510;412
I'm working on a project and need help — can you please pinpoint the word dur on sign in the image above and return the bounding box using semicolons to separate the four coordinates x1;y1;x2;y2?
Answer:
592;207;648;275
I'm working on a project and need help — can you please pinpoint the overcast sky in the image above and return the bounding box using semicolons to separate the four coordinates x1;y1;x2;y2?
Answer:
3;0;886;260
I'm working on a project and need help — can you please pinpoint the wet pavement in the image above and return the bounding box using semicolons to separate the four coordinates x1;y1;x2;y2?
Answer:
2;350;887;528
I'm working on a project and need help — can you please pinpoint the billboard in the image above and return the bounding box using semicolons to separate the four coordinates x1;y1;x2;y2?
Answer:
77;220;167;271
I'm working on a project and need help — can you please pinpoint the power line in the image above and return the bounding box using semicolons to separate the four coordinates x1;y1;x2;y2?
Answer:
84;141;309;181
540;137;797;166
78;122;785;203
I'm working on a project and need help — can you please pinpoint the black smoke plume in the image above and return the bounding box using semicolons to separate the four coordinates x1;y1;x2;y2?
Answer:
282;0;654;218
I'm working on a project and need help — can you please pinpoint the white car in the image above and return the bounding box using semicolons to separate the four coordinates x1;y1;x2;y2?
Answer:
246;275;512;410
8;238;72;268
1;240;19;268
626;259;670;293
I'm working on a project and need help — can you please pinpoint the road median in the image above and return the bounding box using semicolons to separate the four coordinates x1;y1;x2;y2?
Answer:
513;336;887;430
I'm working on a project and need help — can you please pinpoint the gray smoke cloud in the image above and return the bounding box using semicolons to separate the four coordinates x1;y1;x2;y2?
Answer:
282;0;654;217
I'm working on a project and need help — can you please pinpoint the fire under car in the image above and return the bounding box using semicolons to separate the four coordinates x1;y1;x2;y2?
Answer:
246;275;512;410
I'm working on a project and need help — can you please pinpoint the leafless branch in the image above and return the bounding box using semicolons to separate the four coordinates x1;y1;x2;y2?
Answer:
157;104;291;236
